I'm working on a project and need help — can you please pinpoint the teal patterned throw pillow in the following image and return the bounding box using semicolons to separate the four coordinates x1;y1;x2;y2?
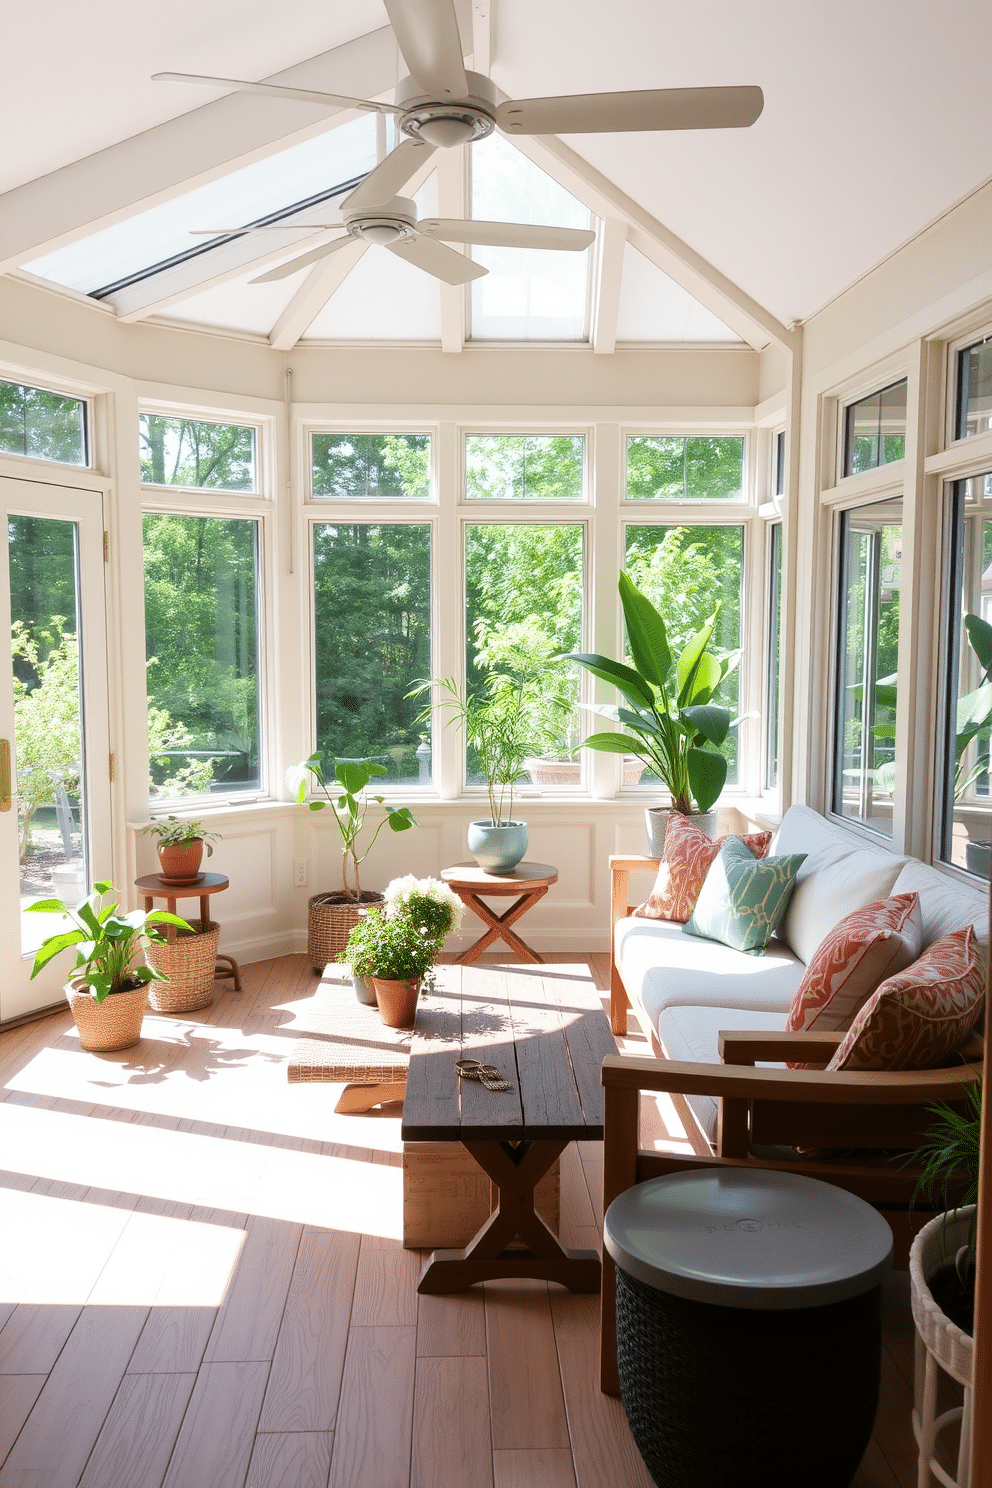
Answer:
684;837;807;956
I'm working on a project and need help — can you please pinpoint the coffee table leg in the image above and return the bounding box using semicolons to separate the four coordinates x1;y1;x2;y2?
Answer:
417;1138;601;1294
457;888;548;965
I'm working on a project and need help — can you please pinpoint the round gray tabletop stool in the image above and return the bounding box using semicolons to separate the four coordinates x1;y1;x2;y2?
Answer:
604;1168;893;1488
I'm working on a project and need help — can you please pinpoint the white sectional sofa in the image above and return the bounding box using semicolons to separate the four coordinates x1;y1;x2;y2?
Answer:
610;804;989;1152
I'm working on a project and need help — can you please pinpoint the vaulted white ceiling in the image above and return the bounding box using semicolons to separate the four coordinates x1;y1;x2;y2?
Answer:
3;0;990;343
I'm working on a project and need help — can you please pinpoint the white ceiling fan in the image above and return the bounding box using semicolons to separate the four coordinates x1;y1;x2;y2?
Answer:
155;0;765;225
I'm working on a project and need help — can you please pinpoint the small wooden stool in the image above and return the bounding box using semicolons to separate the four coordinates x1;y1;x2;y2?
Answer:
440;861;558;964
135;872;242;991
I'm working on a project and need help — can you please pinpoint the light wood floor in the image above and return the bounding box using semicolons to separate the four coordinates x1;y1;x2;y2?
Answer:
0;952;921;1488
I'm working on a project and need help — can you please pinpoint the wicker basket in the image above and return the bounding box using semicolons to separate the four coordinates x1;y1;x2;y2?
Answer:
147;920;221;1013
308;891;383;973
65;978;149;1052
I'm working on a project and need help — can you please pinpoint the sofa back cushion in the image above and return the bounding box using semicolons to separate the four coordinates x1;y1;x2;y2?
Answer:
827;925;985;1072
685;838;806;956
785;893;922;1051
891;859;989;950
633;812;772;923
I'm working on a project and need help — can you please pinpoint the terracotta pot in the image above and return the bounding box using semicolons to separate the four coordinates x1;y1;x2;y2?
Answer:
157;839;204;882
372;976;421;1028
65;976;149;1052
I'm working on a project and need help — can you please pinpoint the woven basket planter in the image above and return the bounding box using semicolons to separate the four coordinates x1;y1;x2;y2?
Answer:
308;891;384;973
65;977;149;1052
910;1208;975;1385
147;919;220;1013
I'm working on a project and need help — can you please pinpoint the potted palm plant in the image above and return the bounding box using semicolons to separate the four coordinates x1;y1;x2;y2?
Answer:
564;571;741;854
141;815;221;883
28;880;190;1051
287;754;417;971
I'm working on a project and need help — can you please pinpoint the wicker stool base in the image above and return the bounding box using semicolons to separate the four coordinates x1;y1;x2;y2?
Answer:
307;891;383;973
147;920;221;1013
615;1268;881;1488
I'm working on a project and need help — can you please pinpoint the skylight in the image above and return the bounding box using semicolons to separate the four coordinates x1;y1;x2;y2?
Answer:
616;244;742;343
24;115;380;297
469;135;592;342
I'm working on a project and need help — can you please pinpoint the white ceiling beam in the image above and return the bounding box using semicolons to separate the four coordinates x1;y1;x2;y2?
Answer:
267;151;441;350
471;0;493;74
436;149;467;353
592;217;626;355
108;229;342;323
0;28;397;270
500;126;799;354
269;239;369;351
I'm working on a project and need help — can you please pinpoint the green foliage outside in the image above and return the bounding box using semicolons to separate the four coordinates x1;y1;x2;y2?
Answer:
465;435;583;501
12;622;81;862
312;433;430;499
0;380;86;465
139;414;255;490
626;435;744;502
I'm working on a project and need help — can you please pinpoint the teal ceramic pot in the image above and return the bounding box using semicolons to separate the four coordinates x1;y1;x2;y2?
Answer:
467;820;529;873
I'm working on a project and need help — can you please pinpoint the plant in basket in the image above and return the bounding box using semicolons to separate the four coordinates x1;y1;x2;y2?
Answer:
28;879;190;1051
142;815;221;882
287;754;418;972
909;1077;982;1334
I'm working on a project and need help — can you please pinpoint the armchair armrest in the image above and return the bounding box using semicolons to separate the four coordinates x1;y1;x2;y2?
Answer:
601;1052;981;1105
608;854;660;1037
718;1029;843;1066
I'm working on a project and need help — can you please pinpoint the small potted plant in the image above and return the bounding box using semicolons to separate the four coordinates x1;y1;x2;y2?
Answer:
342;875;462;1007
28;880;190;1051
142;815;221;883
350;908;438;1028
287;754;417;970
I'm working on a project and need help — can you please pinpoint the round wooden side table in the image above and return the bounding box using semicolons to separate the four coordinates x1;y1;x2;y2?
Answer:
134;872;242;991
440;861;558;964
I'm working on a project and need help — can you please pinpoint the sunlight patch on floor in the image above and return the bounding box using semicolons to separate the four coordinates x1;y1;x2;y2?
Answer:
0;1103;404;1239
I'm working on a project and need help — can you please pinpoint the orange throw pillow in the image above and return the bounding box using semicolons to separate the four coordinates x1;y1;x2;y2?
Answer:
786;893;922;1036
827;925;985;1072
633;812;772;923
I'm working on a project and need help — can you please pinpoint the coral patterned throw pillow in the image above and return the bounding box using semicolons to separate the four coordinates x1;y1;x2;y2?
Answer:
827;925;985;1072
786;893;922;1041
633;812;772;923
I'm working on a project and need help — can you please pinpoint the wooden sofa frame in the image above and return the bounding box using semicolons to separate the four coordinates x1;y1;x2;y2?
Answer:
600;854;984;1395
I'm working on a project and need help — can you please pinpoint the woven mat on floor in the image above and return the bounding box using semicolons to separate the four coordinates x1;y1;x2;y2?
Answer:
287;972;412;1084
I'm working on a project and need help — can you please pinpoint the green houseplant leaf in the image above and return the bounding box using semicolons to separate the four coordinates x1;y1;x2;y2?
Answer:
618;571;671;686
28;883;192;1004
286;753;418;901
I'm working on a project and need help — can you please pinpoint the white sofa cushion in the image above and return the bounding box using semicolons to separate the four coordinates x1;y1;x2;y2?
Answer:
771;805;908;964
655;1005;788;1145
891;858;989;949
615;915;805;1025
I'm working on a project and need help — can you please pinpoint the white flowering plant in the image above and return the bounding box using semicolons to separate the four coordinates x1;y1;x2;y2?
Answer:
383;875;463;944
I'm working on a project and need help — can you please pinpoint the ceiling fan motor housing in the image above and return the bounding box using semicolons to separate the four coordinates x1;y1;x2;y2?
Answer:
343;196;419;245
395;70;497;149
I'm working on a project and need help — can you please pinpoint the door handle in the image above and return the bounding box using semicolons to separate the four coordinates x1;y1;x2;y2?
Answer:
0;739;10;811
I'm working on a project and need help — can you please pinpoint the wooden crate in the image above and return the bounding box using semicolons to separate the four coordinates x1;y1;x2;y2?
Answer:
403;1140;560;1249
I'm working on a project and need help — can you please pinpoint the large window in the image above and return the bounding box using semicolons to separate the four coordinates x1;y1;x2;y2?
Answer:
312;434;430;500
939;474;992;879
843;381;907;477
624;524;744;784
831;499;903;836
465;434;584;501
312;524;431;784
464;524;583;783
956;336;992;440
143;515;261;797
0;379;87;466
140;414;256;491
765;523;783;789
626;436;744;501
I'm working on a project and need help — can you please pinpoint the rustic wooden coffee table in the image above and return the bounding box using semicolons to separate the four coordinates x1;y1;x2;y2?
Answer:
401;961;616;1294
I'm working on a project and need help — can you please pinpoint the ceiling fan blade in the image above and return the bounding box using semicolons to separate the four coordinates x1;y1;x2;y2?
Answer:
418;219;596;251
152;71;400;114
495;86;764;135
250;235;353;284
382;0;468;98
341;139;437;211
386;235;487;285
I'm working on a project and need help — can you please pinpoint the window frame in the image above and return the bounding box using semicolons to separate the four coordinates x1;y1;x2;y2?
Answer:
841;377;909;480
307;427;438;504
138;408;263;497
462;429;589;504
947;322;992;447
621;428;752;509
0;372;92;473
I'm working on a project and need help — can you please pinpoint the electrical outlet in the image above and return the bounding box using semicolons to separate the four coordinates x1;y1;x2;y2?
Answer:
294;858;309;887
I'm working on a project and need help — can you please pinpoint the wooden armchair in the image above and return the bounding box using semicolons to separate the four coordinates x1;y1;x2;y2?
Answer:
599;1038;983;1394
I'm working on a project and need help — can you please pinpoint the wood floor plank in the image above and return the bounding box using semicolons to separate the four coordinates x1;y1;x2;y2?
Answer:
78;1371;196;1488
351;1237;420;1327
329;1327;416;1488
412;1356;493;1488
492;1448;577;1488
204;1214;303;1363
547;1291;653;1488
416;1289;487;1357
0;1306;148;1488
0;1376;45;1468
162;1360;269;1488
851;1435;902;1488
871;1335;920;1488
485;1280;569;1451
129;1305;217;1375
245;1431;335;1488
128;1205;244;1373
0;1304;80;1375
258;1226;361;1432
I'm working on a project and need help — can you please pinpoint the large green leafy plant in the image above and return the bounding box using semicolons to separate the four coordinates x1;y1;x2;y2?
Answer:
287;755;416;902
565;571;740;814
28;880;190;1002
